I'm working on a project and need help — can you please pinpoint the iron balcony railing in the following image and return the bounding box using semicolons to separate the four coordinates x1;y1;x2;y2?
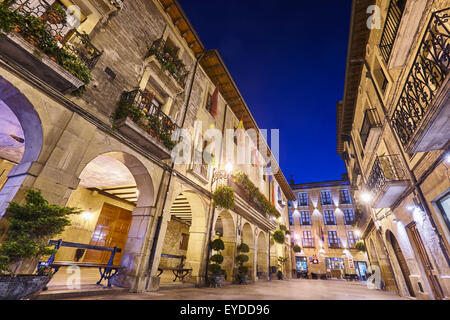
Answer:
8;0;102;70
300;219;311;226
328;241;341;249
122;89;179;146
379;0;407;62
391;8;450;148
227;176;270;219
366;154;407;196
359;108;382;149
148;38;189;88
302;238;315;248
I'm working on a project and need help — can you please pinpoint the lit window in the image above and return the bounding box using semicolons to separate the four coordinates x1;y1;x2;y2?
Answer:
321;191;333;206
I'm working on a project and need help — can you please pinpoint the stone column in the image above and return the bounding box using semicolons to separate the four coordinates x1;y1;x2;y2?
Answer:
222;237;236;282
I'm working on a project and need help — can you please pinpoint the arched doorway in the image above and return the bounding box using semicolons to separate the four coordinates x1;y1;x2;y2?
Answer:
386;230;416;297
256;231;268;280
241;223;254;280
157;191;208;286
214;211;236;283
46;151;154;288
0;77;43;218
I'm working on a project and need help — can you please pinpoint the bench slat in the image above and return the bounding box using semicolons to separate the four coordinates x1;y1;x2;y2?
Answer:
50;261;124;269
48;240;122;253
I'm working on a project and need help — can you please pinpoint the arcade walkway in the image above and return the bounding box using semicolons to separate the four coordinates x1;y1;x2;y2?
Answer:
63;279;405;300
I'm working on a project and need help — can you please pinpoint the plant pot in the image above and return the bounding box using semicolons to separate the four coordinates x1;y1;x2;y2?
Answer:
208;274;224;288
277;271;283;280
237;274;248;284
0;275;52;300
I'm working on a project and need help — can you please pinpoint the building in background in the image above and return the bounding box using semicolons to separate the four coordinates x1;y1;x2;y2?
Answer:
337;0;450;299
288;176;369;280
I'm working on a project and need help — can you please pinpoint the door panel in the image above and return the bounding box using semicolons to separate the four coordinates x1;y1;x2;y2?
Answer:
84;203;133;265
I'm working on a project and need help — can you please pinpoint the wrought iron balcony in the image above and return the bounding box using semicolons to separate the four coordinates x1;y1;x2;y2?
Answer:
379;0;407;63
328;241;341;249
148;38;189;88
366;155;409;208
114;89;179;159
359;108;382;151
1;0;102;93
391;8;450;153
302;239;315;248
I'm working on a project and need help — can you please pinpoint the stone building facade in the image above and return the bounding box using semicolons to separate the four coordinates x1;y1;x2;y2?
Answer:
0;0;295;292
337;0;450;299
288;178;369;279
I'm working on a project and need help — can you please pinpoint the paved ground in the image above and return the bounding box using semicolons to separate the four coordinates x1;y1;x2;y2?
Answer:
67;279;405;300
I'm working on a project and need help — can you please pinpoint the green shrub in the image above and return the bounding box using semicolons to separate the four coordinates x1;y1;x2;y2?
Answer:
213;186;235;210
208;263;222;275
211;238;225;251
0;190;80;275
237;243;249;253
293;244;302;253
273;229;285;244
210;254;224;264
236;254;249;264
355;240;366;252
238;265;248;275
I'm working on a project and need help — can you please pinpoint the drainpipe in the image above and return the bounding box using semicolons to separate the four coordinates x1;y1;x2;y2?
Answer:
144;50;206;290
203;102;229;285
363;60;450;267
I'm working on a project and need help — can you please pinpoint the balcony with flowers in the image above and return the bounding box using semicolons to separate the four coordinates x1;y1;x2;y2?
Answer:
0;0;103;93
113;89;179;160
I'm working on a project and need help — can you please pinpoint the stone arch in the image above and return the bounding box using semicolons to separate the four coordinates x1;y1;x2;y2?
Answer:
256;231;268;279
241;222;254;279
0;77;43;217
214;210;236;281
62;150;155;288
385;229;416;297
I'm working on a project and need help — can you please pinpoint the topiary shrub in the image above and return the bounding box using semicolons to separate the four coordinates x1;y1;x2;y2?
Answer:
211;238;225;251
293;244;302;253
0;190;80;275
236;254;249;264
237;243;249;253
213;186;235;210
208;237;225;278
273;229;285;244
210;254;224;264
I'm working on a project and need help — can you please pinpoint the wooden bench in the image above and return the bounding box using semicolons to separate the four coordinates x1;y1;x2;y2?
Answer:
37;239;124;288
157;254;192;282
343;273;359;281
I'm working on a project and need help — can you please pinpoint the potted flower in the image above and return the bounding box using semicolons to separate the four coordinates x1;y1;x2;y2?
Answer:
236;243;250;284
0;190;79;300
208;237;226;288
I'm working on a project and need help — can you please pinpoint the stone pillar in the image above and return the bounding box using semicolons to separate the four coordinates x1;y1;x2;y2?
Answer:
186;226;208;285
222;237;236;282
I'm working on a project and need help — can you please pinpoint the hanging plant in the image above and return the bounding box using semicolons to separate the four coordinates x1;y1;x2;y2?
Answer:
273;229;285;244
293;244;302;253
355;240;366;252
213;186;235;210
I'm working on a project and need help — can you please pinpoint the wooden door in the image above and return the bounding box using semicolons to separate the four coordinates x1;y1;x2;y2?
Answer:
389;231;415;297
407;223;444;300
84;203;133;265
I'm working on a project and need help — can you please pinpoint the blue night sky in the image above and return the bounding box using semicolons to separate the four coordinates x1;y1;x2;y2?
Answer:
178;0;352;184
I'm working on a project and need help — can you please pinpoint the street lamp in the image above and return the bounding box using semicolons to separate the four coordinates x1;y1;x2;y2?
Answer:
360;192;373;203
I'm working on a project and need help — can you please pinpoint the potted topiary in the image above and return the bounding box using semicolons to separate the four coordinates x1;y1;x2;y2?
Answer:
236;243;250;284
208;237;226;288
277;257;289;280
0;190;79;300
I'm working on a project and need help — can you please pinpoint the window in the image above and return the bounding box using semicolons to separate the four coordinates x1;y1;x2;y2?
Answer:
205;93;213;113
321;191;333;206
298;192;308;207
323;210;336;225
302;231;314;248
348;231;358;248
343;209;355;225
180;233;189;250
327;231;340;248
300;211;311;226
288;210;294;226
436;191;450;232
340;189;351;204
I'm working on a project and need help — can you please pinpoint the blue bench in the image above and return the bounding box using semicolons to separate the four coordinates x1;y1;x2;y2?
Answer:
157;253;192;282
37;239;124;288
